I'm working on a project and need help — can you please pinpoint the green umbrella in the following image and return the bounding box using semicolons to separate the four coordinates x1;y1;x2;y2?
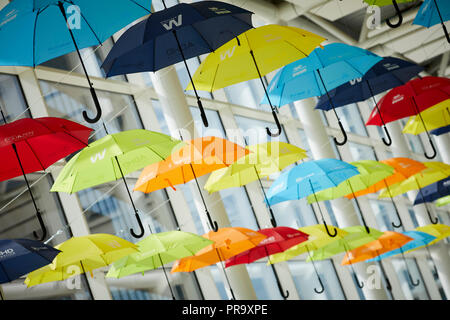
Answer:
106;230;213;299
51;127;184;238
307;160;394;233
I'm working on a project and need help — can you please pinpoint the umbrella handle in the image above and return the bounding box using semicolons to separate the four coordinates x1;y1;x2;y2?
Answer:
314;276;325;294
198;99;209;127
269;207;277;228
33;209;48;242
323;220;338;238
386;0;403;28
333;120;348;146
270;264;289;299
130;213;145;239
82;88;103;124
381;126;392;146
353;272;364;289
426;207;439;224
266;111;282;137
441;20;450;44
424;138;437;159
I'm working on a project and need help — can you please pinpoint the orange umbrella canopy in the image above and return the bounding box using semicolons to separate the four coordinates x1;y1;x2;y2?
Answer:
170;227;267;273
341;231;413;265
345;157;427;199
134;136;249;193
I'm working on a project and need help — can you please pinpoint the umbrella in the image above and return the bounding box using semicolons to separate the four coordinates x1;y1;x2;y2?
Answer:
0;0;152;123
266;159;360;237
134;136;249;232
268;224;348;294
51;125;184;238
345;157;427;228
186;24;326;137
413;0;450;43
0;239;60;289
431;125;450;136
402;98;450;135
224;226;309;299
170;227;267;300
363;0;416;28
413;177;450;205
315;56;424;146
366;76;450;159
307;226;384;289
24;233;138;287
307;160;395;233
106;230;213;300
204;141;307;227
101;1;254;128
379;161;450;224
415;224;450;246
0;108;92;241
262;43;382;145
436;195;450;207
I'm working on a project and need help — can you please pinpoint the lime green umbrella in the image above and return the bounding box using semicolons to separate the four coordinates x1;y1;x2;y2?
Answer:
307;160;394;233
204;141;307;227
51;128;184;238
106;230;213;299
436;195;450;207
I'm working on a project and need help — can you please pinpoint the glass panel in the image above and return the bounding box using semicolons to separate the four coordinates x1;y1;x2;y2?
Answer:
370;200;402;232
348;142;377;161
234;115;288;145
390;258;430;300
335;104;368;137
245;262;287;300
0;74;30;121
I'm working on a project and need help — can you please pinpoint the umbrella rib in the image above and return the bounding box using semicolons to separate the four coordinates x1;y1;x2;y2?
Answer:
69;2;103;46
23;140;47;172
127;0;152;14
190;24;215;53
32;119;89;147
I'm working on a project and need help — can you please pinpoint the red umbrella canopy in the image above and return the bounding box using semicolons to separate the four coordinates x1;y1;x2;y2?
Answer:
0;117;92;181
366;76;450;126
225;226;309;268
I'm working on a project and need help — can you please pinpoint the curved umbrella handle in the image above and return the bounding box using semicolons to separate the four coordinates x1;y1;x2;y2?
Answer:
314;276;325;294
391;206;403;229
266;111;282;137
323;221;338;238
381;126;392;146
270;264;289;299
130;213;145;239
334;120;348;146
386;0;403;29
33;209;48;242
206;210;219;232
424;138;437;159
82;87;103;124
426;207;439;224
353;272;364;289
408;273;420;287
391;220;402;229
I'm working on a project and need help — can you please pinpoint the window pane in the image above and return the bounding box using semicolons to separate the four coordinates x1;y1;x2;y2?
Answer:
335;104;368;137
348;142;376;161
390;258;429;300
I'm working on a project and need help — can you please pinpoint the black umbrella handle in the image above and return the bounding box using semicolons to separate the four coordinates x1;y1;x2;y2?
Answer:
334;120;348;146
381;125;393;146
386;0;403;29
411;97;437;159
266;111;282;138
130;213;145;239
82;88;103;124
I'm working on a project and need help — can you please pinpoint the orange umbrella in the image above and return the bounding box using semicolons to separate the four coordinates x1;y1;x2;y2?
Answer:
171;227;267;299
341;231;413;265
345;157;427;228
134;136;249;231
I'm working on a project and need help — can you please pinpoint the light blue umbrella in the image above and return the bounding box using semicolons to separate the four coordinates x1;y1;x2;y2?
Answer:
266;158;360;237
261;43;382;145
413;0;450;43
0;0;152;123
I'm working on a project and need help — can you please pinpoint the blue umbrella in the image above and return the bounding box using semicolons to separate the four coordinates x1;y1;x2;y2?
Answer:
413;0;450;43
431;124;450;135
266;158;360;237
315;57;424;146
413;176;450;205
0;239;60;287
0;0;152;124
262;43;382;145
101;1;253;127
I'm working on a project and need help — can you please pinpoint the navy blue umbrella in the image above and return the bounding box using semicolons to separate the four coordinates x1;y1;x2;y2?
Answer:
0;239;60;288
431;125;450;136
101;1;253;127
414;176;450;205
315;57;423;146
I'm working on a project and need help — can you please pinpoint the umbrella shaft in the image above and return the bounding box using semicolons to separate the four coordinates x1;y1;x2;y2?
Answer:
114;156;138;214
249;50;276;113
366;80;387;127
157;254;176;300
12;144;39;213
316;69;339;120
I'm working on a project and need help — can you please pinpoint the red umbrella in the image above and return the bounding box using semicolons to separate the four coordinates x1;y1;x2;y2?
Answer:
0;109;92;240
225;226;309;299
366;76;450;159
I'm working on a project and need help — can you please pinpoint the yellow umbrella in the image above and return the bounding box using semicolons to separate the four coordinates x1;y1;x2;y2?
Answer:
204;141;307;226
186;24;326;137
24;233;138;287
413;224;450;247
402;99;450;135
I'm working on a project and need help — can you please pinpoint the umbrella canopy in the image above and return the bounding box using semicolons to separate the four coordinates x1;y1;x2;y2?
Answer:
224;227;309;267
364;0;416;28
101;1;253;127
414;224;450;246
106;231;214;279
0;114;93;240
0;239;60;284
366;231;437;262
366;76;450;159
341;231;413;265
436;195;450;207
402;99;450;135
0;0;152;123
431;125;450;136
413;0;450;43
25;233;138;287
186;24;325;136
413;177;450;205
134;136;249;231
315;57;423;146
262;43;382;144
